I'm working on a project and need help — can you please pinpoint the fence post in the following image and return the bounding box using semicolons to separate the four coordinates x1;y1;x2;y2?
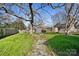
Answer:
1;29;3;37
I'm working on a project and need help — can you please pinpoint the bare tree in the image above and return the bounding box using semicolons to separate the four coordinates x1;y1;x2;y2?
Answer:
0;3;66;34
65;3;79;34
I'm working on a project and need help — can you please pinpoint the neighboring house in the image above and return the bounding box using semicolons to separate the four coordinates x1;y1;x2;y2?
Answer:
45;27;52;32
75;24;79;31
33;22;79;34
33;25;42;33
53;23;65;33
53;21;79;34
34;27;42;33
34;26;52;33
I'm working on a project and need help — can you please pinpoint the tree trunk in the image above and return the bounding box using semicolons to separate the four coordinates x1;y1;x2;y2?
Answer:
65;4;74;35
29;3;34;34
65;15;69;35
29;24;33;34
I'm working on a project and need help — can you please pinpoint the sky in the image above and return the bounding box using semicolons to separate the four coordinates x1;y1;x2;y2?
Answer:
0;3;65;27
32;3;65;26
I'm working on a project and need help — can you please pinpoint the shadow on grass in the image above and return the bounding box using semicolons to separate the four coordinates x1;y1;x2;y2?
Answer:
43;32;61;34
0;33;18;39
44;35;79;56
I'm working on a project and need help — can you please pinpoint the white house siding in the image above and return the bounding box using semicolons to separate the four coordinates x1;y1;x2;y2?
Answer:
54;27;58;32
68;25;77;33
59;29;65;33
35;28;42;33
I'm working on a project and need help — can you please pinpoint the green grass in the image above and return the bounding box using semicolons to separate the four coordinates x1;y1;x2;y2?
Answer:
46;33;79;56
0;32;33;56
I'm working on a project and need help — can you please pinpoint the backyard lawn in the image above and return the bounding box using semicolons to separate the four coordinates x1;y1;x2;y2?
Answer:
0;32;33;56
46;33;79;56
0;32;79;56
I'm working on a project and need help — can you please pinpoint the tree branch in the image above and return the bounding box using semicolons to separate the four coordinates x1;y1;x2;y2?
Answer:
1;7;30;21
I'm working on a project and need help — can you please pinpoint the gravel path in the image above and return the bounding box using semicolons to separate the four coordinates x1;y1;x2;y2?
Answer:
31;34;52;56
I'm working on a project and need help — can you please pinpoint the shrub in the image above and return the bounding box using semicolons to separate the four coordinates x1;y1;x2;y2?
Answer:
41;30;46;33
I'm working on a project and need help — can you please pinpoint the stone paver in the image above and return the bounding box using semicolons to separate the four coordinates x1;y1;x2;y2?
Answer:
32;34;52;56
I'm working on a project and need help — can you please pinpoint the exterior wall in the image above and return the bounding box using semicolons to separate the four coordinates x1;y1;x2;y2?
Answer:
77;29;79;32
54;27;58;32
45;27;58;33
18;30;27;33
68;25;77;33
59;29;65;33
35;28;42;33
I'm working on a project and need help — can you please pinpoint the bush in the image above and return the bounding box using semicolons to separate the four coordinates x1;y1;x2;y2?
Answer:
41;30;46;33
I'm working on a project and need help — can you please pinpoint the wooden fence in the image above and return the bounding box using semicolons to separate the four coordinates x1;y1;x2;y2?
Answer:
0;28;19;38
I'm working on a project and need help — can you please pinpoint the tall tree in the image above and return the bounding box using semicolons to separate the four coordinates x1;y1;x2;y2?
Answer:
0;3;66;34
29;3;34;34
65;3;79;34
